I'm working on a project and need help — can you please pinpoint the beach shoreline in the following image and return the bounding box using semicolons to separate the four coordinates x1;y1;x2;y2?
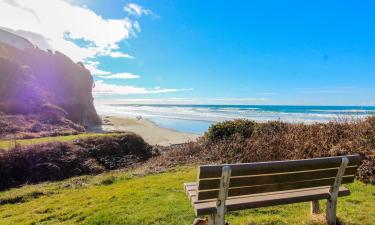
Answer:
91;115;200;146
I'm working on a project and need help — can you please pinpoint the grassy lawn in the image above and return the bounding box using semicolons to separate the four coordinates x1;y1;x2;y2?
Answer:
0;167;374;225
0;133;119;150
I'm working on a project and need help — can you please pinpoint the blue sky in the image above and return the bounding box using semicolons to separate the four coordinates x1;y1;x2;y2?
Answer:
2;0;375;105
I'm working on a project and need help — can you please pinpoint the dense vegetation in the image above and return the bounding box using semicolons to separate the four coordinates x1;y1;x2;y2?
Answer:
0;134;153;190
148;117;375;184
1;117;374;191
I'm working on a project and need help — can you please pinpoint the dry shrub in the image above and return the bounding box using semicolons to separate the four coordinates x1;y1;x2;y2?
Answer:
0;142;92;190
146;142;205;172
74;134;152;169
0;113;85;139
149;117;375;184
0;133;152;190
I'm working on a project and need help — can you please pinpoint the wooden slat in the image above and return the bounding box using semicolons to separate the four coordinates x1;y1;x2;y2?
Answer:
197;176;354;200
184;183;197;191
194;186;350;216
199;154;361;179
184;183;197;201
198;166;357;190
184;182;196;187
187;190;196;200
185;184;344;203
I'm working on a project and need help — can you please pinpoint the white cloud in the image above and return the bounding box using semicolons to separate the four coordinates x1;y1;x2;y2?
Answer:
84;61;140;80
84;61;111;75
83;62;140;79
93;80;193;96
98;72;140;79
107;51;134;58
124;3;153;17
0;0;144;62
133;21;141;33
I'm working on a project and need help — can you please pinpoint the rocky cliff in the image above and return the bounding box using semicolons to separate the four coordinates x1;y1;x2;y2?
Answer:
0;29;100;134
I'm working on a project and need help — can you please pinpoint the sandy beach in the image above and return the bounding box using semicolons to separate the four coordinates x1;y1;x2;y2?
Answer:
97;115;199;146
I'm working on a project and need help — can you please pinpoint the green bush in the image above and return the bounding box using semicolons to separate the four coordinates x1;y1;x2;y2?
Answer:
204;119;258;141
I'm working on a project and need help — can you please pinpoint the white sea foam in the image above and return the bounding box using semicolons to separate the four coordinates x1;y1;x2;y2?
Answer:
95;104;374;124
94;103;375;134
311;109;375;113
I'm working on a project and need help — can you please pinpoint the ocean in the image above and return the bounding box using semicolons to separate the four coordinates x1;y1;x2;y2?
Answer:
95;104;375;134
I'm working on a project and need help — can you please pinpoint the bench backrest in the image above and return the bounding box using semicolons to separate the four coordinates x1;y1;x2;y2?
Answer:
197;154;361;201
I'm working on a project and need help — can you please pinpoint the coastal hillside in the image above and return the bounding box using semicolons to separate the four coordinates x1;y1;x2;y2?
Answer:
0;118;374;224
1;117;374;191
0;29;100;138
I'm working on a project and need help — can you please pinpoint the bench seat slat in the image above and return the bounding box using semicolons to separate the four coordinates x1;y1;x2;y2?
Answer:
184;183;197;192
198;166;358;190
199;154;361;179
192;186;350;216
197;176;354;200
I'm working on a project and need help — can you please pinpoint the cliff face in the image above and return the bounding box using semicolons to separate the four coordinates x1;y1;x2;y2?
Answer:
0;30;100;127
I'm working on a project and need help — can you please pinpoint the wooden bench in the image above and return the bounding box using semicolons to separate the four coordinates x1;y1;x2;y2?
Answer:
184;154;361;225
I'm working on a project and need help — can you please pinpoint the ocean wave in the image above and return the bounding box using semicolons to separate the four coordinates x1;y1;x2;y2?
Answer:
311;109;375;113
95;104;374;124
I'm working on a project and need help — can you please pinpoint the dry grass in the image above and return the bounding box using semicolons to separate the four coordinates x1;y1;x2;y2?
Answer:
0;113;85;139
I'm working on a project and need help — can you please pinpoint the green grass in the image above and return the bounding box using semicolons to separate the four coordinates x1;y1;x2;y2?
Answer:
0;167;374;225
0;133;119;150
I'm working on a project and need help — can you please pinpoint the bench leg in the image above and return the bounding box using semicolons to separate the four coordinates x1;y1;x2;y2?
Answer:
207;214;216;225
311;200;320;215
207;213;226;225
215;200;226;225
326;198;337;225
326;157;348;225
213;166;231;225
